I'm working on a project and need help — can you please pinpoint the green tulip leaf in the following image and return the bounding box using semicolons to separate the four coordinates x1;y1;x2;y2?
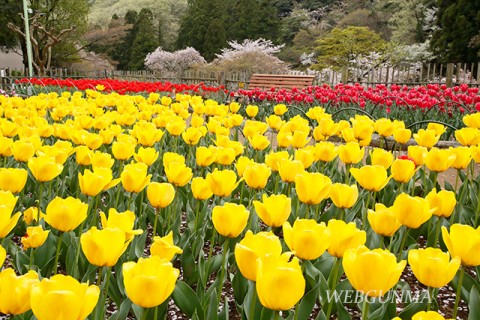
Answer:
468;287;480;320
297;283;320;320
172;280;204;320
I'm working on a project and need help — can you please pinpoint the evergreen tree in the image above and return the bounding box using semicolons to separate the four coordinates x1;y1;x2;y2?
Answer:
127;8;160;70
176;0;227;61
430;0;480;62
256;0;280;41
112;10;138;69
227;0;260;41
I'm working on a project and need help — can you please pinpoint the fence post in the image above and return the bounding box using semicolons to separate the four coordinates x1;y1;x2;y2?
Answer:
446;63;454;87
217;71;226;86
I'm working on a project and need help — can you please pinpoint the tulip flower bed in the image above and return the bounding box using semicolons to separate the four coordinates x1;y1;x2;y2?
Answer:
15;78;480;129
1;88;480;320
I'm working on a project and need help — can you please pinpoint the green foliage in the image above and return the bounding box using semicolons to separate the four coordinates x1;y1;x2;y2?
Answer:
431;0;480;63
313;26;387;69
127;9;160;70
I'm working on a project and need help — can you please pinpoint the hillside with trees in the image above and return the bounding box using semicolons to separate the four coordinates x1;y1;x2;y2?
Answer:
1;0;478;73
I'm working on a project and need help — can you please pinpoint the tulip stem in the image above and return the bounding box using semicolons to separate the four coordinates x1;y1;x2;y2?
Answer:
362;191;371;230
361;296;369;320
99;266;112;320
217;238;229;305
454;169;460;192
453;267;465;319
273;311;280;320
325;257;341;319
433;216;443;248
29;248;34;270
249;280;256;320
142;307;149;320
36;182;44;225
427;286;434;311
153;306;158;320
153;208;160;237
53;232;63;275
194;201;201;233
397;227;409;258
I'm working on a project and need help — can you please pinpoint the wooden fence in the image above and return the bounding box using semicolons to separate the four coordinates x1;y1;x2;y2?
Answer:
1;62;479;93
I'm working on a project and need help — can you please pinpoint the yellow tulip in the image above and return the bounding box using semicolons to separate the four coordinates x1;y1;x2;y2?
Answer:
329;183;358;209
292;130;311;148
121;162;151;193
21;226;49;249
264;151;289;172
30;274;100;320
427;123;446;137
283;219;331;260
235;156;255;177
314;141;338;162
123;256;179;308
147;182;175;209
442;224;480;266
0;137;13;157
150;231;183;261
163;152;185;167
0;191;20;239
243;163;271;189
393;193;434;229
246;105;258;118
393;128;412;144
256;253;305;311
133;147;159;166
294;148;315;169
78;167;118;197
248;133;270;150
368;203;402;237
166;118;187;136
206;169;239;197
74;146;94;166
45;196;88;232
327;219;366;258
190;177;213;200
370;148;394;169
0;168;28;193
234;230;282;281
408;247;460;288
350;165;390;192
276;130;293;148
463;113;480;129
425;188;456;218
294;171;331;205
278;159;305;183
455;127;480;146
391;158;416;183
182;127;203;145
424;148;456;172
99;208;142;241
266;114;284;131
409;311;452;320
408;145;428;166
215;147;236;165
343;246;406;297
81;227;131;267
338;142;364;164
413;129;440;148
22;206;45;225
212;202;249;238
0;269;39;315
165;162;193;187
28;156;64;182
12;140;35;162
0;246;5;266
472;144;480;163
274;104;288;116
253;194;291;228
112;140;136;161
449;146;471;169
375;118;395;137
196;146;216;167
315;118;339;139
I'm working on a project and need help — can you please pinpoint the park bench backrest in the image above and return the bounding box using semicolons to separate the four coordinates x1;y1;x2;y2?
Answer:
248;74;315;90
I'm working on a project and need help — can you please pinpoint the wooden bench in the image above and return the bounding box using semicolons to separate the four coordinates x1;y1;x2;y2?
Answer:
248;74;315;90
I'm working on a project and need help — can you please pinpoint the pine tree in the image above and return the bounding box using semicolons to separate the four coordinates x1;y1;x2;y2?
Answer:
431;0;480;62
127;8;160;70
